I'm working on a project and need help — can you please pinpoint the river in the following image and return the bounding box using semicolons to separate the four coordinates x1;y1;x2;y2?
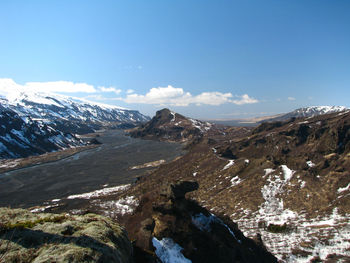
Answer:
0;130;184;208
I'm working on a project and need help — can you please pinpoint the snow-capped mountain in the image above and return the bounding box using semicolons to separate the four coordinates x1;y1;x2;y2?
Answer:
262;106;348;123
0;106;84;158
0;89;149;129
0;87;150;158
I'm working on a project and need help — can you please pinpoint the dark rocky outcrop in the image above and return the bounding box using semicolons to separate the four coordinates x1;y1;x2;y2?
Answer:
128;108;212;143
125;181;277;263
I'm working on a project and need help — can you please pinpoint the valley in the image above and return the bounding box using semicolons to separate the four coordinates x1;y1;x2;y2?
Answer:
1;106;350;262
0;130;184;208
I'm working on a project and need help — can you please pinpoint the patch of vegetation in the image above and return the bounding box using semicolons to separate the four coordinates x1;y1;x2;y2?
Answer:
266;223;288;233
0;215;66;231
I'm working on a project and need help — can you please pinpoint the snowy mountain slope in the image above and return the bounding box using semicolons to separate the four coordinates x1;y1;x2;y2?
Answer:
0;89;149;128
0;86;150;158
0;106;84;158
262;106;348;123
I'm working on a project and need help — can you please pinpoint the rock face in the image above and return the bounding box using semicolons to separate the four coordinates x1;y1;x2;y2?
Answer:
124;181;277;263
128;108;213;143
0;208;133;263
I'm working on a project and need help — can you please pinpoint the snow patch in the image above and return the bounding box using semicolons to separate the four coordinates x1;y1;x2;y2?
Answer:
281;165;295;181
263;168;275;177
230;176;243;187
94;196;139;217
152;237;191;263
306;160;315;167
338;183;350;194
222;160;234;170
66;184;130;199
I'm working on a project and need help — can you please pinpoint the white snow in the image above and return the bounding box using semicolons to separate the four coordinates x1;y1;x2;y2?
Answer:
152;237;191;263
170;111;176;122
280;165;295;181
222;160;234;170
258;166;297;225
0;159;19;168
230;176;243;187
66;184;130;199
193;172;197;177
263;168;275;177
94;196;139;217
338;183;350;194
306;160;315;167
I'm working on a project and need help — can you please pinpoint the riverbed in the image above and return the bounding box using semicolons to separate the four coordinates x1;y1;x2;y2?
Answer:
0;130;184;208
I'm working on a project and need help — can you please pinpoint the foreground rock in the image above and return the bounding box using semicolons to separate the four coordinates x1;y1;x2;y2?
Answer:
0;208;132;263
124;181;277;263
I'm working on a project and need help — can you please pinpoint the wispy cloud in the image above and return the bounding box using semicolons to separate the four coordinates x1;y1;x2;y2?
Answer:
288;96;296;101
122;85;258;106
126;89;135;94
98;86;121;95
232;94;259;105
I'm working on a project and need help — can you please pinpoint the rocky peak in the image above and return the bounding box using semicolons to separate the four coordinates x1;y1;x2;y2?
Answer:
129;108;213;143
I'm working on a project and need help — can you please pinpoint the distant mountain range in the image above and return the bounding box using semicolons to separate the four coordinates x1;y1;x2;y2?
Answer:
0;89;149;158
260;106;348;123
209;106;348;126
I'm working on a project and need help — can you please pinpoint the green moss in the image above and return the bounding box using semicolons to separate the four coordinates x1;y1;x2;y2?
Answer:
1;215;66;231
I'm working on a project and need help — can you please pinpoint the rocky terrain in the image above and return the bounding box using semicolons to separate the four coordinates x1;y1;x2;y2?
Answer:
128;108;214;143
0;88;149;158
1;106;350;262
118;108;350;262
0;207;133;262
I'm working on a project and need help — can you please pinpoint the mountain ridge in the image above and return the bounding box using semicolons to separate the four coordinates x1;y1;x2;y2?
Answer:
0;89;150;158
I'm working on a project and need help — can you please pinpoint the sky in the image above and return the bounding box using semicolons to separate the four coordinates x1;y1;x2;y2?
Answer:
0;0;349;119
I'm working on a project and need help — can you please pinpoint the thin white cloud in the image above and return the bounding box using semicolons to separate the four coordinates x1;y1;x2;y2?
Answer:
98;86;122;95
126;89;135;94
288;96;296;101
123;85;258;106
25;81;96;93
193;92;233;106
232;94;259;105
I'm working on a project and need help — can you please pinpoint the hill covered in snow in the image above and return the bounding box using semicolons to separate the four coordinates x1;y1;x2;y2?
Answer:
0;82;149;158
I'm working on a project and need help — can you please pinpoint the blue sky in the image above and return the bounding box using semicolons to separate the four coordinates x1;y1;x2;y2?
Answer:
0;0;349;119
